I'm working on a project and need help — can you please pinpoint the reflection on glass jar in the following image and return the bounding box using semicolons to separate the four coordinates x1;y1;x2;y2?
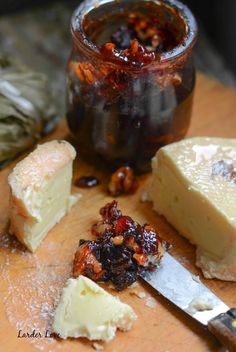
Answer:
67;0;198;173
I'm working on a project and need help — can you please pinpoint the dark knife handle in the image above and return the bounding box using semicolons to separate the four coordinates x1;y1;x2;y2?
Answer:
208;308;236;352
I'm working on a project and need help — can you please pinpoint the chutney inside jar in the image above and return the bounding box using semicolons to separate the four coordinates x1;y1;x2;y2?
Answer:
67;0;197;173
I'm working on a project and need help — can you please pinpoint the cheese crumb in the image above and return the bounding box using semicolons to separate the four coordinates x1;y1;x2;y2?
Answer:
145;297;157;309
92;342;104;351
187;296;214;314
140;190;150;203
137;291;146;299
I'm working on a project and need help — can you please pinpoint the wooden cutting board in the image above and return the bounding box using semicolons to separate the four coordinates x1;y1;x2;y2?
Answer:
0;73;236;352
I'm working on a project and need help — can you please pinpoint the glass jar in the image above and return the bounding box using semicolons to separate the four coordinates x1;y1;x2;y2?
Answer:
66;0;198;173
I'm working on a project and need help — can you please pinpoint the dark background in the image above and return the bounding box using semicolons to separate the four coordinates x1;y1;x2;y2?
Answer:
186;0;236;77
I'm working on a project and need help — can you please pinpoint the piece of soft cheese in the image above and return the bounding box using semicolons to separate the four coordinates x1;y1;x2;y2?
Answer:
8;140;78;252
150;137;236;281
52;275;137;341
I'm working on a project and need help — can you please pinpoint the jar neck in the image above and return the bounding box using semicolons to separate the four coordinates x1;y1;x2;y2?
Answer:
71;0;198;70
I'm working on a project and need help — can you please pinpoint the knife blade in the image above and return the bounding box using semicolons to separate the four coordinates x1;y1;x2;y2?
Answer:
141;253;236;352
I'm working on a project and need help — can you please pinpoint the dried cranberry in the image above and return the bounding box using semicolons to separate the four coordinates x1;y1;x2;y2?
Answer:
100;244;134;275
138;225;158;256
99;200;122;222
104;70;129;91
114;216;133;234
75;176;100;188
100;39;155;68
111;271;138;291
124;39;156;67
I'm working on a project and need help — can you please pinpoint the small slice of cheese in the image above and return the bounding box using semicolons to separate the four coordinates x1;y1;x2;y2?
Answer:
52;275;137;341
8;140;78;252
150;137;236;281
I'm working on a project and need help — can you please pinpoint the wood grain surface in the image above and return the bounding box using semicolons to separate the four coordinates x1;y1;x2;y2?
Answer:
0;73;236;352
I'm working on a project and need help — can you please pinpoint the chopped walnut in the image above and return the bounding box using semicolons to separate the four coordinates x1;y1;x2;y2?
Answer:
69;61;108;85
73;242;104;281
133;253;148;266
91;221;112;236
112;235;124;245
155;72;182;89
92;342;104;351
108;166;138;197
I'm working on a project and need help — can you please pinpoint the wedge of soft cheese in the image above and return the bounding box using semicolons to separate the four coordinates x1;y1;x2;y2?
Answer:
150;137;236;281
52;275;137;341
8;140;78;252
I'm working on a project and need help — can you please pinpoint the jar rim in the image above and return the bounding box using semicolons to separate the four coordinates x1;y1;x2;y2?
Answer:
71;0;198;67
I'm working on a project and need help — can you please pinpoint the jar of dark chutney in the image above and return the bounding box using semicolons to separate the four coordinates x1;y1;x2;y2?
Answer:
67;0;198;172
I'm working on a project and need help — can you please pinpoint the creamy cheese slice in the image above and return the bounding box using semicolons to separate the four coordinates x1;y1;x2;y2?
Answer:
150;137;236;281
53;275;137;341
8;140;78;252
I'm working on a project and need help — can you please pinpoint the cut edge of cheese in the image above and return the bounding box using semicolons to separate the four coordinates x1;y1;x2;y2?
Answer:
52;275;137;341
150;137;236;281
8;140;79;252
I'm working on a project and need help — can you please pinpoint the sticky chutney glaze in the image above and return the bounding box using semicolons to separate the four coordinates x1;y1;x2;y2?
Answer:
73;201;168;290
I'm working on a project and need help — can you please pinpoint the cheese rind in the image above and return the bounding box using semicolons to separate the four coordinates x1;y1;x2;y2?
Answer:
8;140;78;252
150;137;236;281
52;276;137;341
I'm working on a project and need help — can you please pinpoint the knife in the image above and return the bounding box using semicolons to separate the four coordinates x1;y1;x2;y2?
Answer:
141;253;236;352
